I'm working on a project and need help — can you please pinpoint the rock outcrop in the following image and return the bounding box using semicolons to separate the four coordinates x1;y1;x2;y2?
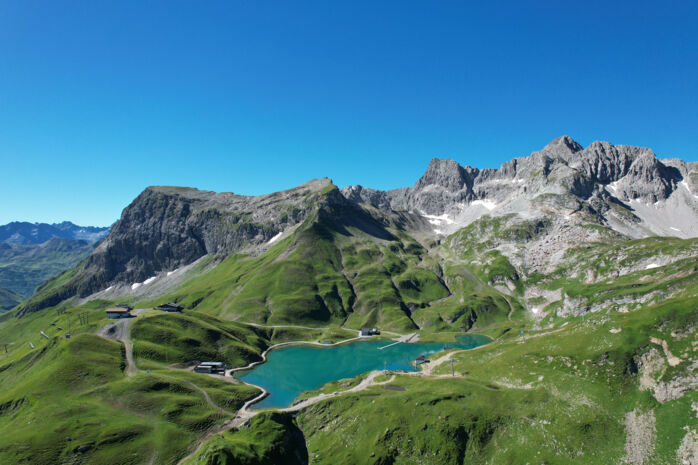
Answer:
340;136;698;239
17;179;353;315
17;137;698;316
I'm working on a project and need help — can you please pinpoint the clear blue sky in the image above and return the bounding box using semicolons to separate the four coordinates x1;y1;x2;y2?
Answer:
1;1;697;226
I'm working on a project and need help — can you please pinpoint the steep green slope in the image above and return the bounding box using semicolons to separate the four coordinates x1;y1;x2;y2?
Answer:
133;202;463;333
1;186;696;464
0;333;259;465
131;312;269;368
180;232;698;465
183;412;308;465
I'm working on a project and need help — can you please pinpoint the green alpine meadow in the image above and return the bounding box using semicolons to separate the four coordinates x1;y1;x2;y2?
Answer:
0;136;696;464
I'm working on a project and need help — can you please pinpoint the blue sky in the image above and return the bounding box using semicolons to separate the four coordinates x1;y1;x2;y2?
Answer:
1;1;696;226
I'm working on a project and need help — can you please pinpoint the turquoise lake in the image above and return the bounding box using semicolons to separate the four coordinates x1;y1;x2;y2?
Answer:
236;334;491;409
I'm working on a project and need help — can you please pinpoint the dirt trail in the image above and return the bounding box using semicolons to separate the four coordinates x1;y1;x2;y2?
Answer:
97;312;234;415
97;310;145;376
231;370;395;427
166;374;236;415
242;322;333;331
98;315;242;465
650;337;682;366
176;419;236;465
178;371;395;464
419;350;463;376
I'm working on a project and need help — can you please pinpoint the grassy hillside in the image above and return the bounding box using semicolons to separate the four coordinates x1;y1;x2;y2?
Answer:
0;332;259;465
131;312;269;369
1;201;696;463
180;292;696;465
183;412;308;465
131;210;516;335
181;233;698;465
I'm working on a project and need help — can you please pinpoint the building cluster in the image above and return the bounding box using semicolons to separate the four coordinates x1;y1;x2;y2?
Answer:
104;302;185;319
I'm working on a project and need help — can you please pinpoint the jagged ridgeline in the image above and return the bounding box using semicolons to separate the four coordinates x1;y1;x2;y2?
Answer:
17;136;698;329
1;137;697;465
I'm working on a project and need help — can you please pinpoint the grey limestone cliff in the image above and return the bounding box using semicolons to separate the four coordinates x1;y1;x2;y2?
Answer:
340;136;698;239
17;179;349;315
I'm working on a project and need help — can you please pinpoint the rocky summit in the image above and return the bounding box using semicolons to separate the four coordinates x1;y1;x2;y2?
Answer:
20;137;698;315
2;137;697;465
342;136;698;239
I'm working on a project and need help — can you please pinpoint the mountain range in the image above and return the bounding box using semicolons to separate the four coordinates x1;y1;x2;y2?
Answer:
1;137;697;465
18;136;698;317
0;221;110;245
0;222;111;311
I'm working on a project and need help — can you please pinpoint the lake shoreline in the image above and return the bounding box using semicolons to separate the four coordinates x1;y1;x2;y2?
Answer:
232;332;492;410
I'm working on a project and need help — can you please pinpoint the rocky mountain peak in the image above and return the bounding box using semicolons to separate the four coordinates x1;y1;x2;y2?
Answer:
415;159;481;193
17;178;349;315
542;135;583;156
340;137;698;239
415;158;474;192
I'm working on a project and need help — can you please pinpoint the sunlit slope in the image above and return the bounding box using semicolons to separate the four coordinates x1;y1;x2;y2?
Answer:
128;204;527;334
15;184;526;335
0;332;259;465
183;286;697;465
132;201;460;332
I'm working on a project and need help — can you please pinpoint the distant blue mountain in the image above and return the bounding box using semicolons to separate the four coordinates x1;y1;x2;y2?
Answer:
0;221;111;245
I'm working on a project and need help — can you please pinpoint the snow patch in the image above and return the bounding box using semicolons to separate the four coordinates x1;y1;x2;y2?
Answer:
267;232;284;244
531;307;540;315
645;263;660;270
167;268;179;277
421;212;455;225
433;228;443;235
610;328;622;334
471;199;497;211
607;181;620;193
670;227;681;232
629;198;652;207
104;286;113;292
143;276;157;285
131;283;142;290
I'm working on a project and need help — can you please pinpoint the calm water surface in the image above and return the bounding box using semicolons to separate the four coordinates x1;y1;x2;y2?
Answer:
237;334;490;409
